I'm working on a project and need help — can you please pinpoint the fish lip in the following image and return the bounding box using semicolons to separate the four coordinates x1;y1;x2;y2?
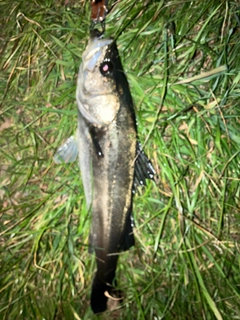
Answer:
83;29;113;71
90;28;104;40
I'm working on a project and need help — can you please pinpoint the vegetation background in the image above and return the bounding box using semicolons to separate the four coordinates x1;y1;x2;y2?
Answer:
0;0;239;319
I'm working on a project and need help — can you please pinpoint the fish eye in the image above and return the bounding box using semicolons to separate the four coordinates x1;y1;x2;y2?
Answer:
99;59;113;76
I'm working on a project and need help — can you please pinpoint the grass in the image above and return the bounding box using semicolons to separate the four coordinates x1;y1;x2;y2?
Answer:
0;0;240;319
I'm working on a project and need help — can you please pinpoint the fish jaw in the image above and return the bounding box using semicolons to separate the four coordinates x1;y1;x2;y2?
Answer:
83;29;113;72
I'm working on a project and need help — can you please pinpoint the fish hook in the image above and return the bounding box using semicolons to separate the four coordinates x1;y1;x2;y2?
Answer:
90;0;109;33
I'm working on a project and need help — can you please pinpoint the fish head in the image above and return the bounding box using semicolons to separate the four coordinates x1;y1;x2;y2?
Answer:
77;29;122;126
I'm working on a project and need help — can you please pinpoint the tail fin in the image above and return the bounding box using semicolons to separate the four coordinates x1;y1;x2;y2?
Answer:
90;254;119;313
91;274;123;314
90;275;109;313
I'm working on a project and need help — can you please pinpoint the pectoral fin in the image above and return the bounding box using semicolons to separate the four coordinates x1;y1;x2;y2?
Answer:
53;135;78;164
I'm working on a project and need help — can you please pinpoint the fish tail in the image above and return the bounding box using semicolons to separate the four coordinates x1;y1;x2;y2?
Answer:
90;254;119;313
91;272;123;314
90;274;109;313
91;280;107;313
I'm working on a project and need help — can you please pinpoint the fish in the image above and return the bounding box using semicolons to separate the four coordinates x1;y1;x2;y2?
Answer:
54;29;155;314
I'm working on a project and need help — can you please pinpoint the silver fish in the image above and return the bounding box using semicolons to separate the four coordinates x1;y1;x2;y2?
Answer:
54;29;155;314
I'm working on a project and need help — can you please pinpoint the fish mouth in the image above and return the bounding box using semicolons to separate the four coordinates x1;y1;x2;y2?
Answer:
83;29;113;71
90;28;104;40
